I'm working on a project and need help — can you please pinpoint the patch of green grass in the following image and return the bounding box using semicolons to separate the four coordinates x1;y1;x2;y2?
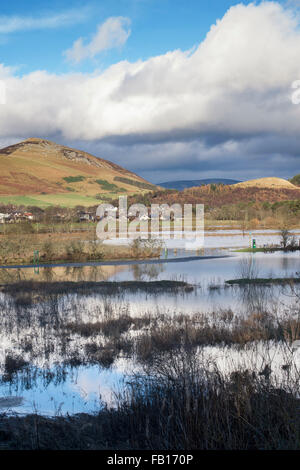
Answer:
95;179;119;191
234;247;267;253
0;195;53;207
0;193;100;208
234;247;300;253
114;176;157;191
63;176;85;183
37;193;100;207
95;179;127;193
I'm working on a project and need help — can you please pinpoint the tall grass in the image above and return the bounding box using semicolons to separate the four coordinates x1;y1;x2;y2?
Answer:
107;350;299;450
0;350;298;450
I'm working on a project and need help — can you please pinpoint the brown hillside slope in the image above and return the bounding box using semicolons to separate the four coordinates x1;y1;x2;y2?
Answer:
0;138;156;196
124;185;300;209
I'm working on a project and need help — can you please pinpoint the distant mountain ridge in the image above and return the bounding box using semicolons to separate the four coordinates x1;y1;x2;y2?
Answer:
158;179;241;190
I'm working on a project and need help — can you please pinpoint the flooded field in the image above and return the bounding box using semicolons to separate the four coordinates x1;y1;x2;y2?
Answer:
0;229;299;419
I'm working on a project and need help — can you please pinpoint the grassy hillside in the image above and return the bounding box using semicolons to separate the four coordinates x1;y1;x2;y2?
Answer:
234;177;297;189
0;138;156;207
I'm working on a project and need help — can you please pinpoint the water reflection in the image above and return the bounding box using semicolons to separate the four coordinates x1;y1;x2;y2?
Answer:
131;263;165;281
0;251;299;415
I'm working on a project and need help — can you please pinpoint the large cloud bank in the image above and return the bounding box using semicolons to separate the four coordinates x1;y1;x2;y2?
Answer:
1;2;300;181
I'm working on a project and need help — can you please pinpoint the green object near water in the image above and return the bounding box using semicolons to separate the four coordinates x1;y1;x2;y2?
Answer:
252;239;256;249
33;250;40;274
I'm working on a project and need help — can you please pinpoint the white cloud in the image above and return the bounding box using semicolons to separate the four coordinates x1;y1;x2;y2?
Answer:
0;8;89;34
1;2;300;179
64;17;131;64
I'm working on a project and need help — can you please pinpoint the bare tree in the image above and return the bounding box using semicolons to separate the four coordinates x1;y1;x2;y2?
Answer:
280;228;291;249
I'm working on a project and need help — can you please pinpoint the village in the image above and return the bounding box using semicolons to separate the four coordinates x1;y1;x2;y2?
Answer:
0;211;34;224
0;207;175;225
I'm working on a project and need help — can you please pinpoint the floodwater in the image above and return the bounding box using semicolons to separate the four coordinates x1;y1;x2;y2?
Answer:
0;229;299;416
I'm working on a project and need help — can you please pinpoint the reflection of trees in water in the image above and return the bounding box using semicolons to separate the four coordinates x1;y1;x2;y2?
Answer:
236;255;294;315
1;363;78;392
237;284;274;315
131;263;165;281
280;256;290;273
0;268;27;284
236;256;269;314
63;266;108;283
0;263;128;286
237;256;259;280
43;267;54;283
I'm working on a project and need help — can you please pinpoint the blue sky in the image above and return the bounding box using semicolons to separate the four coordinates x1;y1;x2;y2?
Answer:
1;0;300;182
1;0;258;75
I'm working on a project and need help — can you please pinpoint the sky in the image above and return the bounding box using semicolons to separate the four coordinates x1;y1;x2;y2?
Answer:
1;0;300;183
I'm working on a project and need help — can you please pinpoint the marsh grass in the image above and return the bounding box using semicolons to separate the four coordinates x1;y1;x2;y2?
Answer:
0;279;299;450
0;280;193;298
0;351;298;450
107;351;300;450
0;285;298;373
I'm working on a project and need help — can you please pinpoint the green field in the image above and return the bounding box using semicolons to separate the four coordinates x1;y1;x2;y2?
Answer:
0;193;101;208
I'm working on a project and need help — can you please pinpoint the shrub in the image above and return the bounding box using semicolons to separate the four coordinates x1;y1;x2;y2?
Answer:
114;177;157;191
63;176;85;183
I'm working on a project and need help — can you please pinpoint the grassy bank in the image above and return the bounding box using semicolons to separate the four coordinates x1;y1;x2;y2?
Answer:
0;233;161;266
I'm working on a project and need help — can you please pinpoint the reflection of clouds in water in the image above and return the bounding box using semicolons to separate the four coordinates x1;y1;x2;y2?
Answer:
70;361;137;407
71;367;121;405
72;361;136;412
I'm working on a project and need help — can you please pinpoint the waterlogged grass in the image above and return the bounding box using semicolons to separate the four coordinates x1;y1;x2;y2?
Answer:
226;277;300;285
235;246;300;253
0;280;298;449
0;280;193;295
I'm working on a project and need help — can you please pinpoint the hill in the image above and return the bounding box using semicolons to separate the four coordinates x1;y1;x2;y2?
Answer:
0;138;157;207
158;179;240;190
123;184;300;210
234;177;297;190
